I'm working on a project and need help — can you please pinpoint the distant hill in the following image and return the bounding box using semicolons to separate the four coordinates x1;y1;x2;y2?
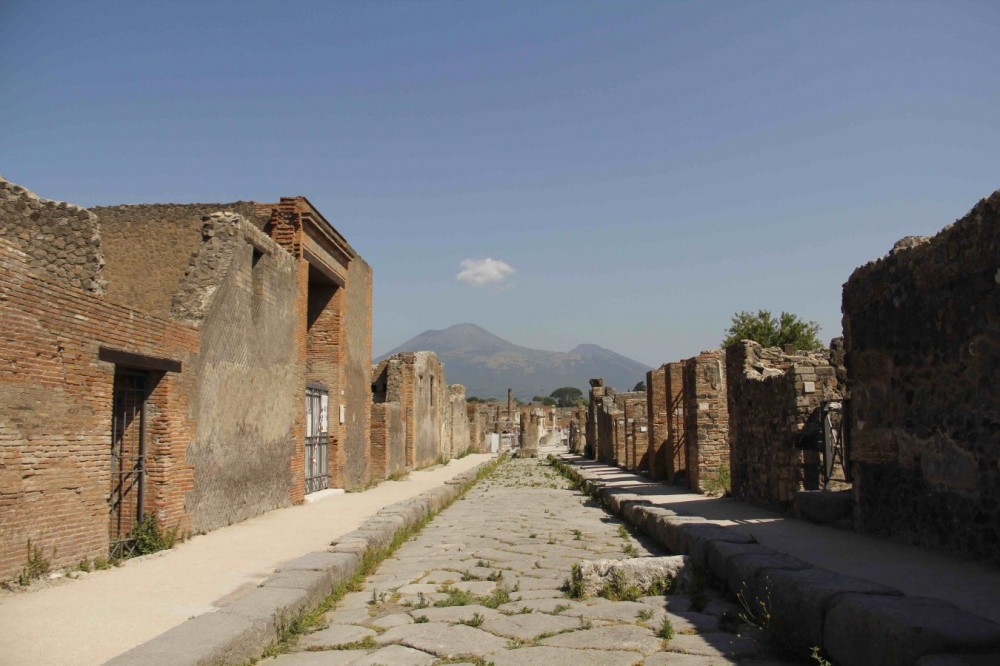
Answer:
377;323;650;401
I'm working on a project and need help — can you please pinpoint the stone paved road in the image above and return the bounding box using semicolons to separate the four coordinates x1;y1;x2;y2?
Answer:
263;457;793;665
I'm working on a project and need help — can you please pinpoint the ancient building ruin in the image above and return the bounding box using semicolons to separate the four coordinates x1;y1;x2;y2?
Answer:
0;178;373;578
371;351;471;470
726;341;844;507
843;189;1000;564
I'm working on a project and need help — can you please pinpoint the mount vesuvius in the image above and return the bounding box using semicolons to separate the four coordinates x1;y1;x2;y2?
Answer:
376;324;651;401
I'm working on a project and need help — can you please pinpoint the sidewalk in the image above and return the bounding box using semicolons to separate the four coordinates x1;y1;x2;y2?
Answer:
562;455;1000;664
565;456;1000;624
0;454;491;666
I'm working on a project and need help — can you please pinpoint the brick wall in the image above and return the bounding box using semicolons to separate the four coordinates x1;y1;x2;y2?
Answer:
683;351;729;493
370;402;404;480
0;237;197;579
448;385;470;456
843;189;1000;564
726;341;842;507
664;361;687;483
93;202;260;315
0;178;105;294
646;366;668;480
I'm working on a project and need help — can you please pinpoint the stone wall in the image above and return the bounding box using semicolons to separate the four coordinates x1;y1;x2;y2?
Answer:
373;352;448;469
177;213;301;532
843;189;1000;564
645;366;668;480
447;384;470;456
0;177;105;294
370;402;404;480
683;350;729;493
664;361;687;483
615;392;646;471
586;379;604;459
341;256;374;488
93;201;260;315
726;341;842;507
0;236;198;578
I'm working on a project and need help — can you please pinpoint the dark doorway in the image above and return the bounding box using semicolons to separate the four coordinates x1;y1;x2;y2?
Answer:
109;370;148;558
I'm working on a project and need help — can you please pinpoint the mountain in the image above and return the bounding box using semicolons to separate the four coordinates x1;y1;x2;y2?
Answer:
377;323;651;401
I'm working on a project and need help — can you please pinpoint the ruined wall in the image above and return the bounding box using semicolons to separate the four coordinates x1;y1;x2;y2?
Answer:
664;362;687;483
683;351;729;493
726;341;842;506
93;202;259;315
447;385;469;456
646;366;668;480
0;178;105;294
176;214;301;532
0;236;198;579
586;379;604;459
843;190;1000;564
594;388;618;464
341;256;373;488
467;402;485;453
615;392;646;471
375;352;446;469
371;402;404;480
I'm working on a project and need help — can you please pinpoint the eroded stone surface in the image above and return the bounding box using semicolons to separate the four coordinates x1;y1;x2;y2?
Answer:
277;457;769;663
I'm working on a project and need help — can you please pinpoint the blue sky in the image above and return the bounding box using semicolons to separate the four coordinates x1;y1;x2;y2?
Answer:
3;1;998;367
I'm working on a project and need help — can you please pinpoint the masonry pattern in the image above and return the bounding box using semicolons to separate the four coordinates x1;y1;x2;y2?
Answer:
843;191;1000;564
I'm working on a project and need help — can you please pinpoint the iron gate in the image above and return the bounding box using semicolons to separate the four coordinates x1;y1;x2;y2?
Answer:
110;370;147;558
305;386;329;493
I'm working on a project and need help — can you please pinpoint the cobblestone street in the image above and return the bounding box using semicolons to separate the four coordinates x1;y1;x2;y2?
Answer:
265;456;784;665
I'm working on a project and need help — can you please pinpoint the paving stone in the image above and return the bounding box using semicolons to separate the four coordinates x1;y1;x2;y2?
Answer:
562;599;659;623
297;624;375;650
539;623;662;654
375;622;509;657
498;598;582;614
322;607;371;625
265;650;368;665
486;645;641;666
663;632;761;659
480;612;581;641
366;612;413;629
449;580;497;595
406;604;500;623
349;644;436;665
644;652;738;665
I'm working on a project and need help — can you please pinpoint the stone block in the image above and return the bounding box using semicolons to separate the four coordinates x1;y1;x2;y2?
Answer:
279;551;359;580
678;523;755;569
753;566;901;649
104;610;272;666
824;594;1000;665
705;540;769;583
651;515;714;553
724;551;811;601
261;569;334;609
795;490;852;525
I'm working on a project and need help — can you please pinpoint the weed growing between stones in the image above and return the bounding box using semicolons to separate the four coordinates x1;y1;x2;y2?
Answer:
637;608;654;621
254;455;507;663
656;615;675;640
128;513;181;557
434;584;511;609
599;568;642;602
736;578;806;659
459;611;485;628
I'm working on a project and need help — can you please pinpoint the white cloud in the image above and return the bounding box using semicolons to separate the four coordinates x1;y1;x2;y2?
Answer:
457;257;515;286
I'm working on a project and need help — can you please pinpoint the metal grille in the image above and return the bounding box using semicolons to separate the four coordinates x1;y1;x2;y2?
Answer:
305;386;329;493
109;371;147;559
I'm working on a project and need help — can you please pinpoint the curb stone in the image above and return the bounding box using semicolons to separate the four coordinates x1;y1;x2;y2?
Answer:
105;457;498;666
555;454;1000;666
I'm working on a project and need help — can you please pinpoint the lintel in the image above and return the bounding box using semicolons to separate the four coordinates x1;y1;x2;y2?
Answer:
98;347;182;373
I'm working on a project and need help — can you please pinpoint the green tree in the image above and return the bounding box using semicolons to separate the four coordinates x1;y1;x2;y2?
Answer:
633;380;646;392
549;386;583;408
533;395;557;406
722;309;821;350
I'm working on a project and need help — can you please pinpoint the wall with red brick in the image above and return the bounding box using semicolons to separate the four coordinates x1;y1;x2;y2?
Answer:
682;351;728;493
0;236;197;579
664;362;687;483
646;366;668;480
